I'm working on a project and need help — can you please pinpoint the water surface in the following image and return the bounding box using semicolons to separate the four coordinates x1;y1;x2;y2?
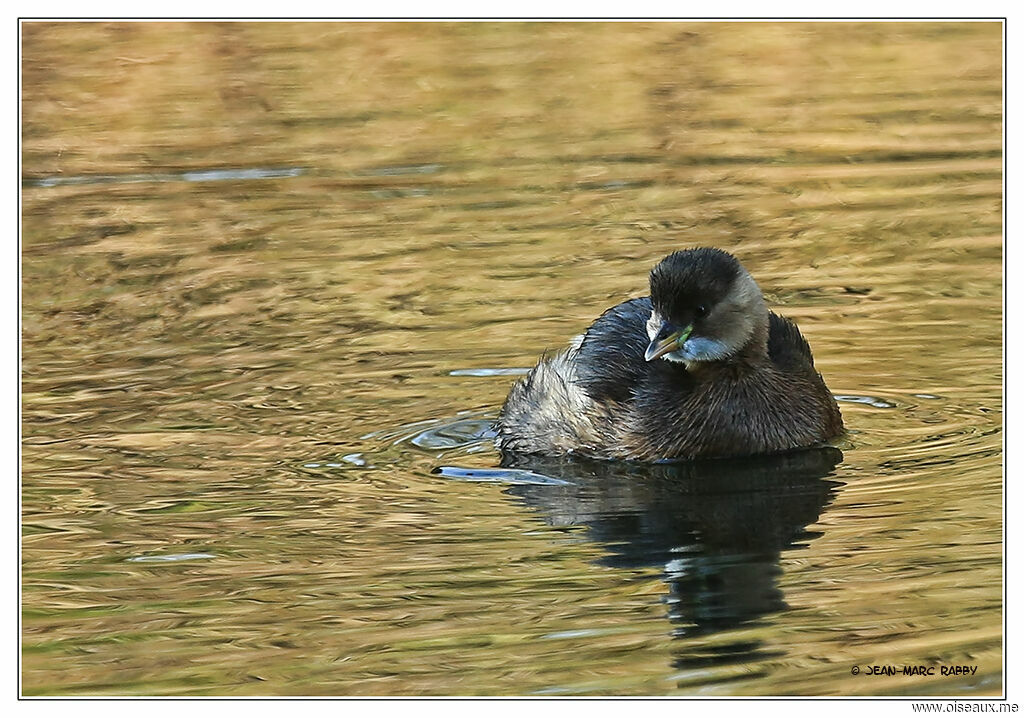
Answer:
21;21;1002;696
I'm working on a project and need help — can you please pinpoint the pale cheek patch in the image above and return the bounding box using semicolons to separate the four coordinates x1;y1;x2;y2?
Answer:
646;311;662;342
679;336;729;363
661;350;688;364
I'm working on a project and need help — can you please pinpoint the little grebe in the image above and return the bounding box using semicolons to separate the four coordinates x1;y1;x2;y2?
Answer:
497;248;843;461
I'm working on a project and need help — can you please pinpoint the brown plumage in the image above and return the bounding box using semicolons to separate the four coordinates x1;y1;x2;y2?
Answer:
497;248;843;461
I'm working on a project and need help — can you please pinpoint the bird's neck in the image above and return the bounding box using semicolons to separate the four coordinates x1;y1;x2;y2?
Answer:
686;310;770;376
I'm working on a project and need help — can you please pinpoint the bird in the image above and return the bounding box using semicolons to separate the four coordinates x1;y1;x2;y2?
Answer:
496;247;843;461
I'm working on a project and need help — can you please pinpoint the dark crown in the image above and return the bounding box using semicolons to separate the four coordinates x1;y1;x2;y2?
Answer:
649;248;742;319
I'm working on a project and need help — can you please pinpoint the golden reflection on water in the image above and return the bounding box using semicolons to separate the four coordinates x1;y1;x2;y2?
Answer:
22;21;1001;696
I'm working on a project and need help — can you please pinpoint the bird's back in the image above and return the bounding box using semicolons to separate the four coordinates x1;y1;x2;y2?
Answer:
574;297;656;403
497;298;842;461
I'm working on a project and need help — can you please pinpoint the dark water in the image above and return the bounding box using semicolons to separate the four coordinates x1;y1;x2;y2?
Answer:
21;22;1002;696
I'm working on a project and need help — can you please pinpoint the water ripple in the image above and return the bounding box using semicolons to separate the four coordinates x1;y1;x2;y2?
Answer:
835;394;898;409
26;166;305;188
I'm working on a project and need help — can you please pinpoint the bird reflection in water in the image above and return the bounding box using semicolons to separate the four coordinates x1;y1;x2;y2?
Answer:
438;446;842;674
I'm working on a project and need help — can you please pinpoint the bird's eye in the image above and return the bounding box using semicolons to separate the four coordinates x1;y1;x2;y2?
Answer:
695;304;708;319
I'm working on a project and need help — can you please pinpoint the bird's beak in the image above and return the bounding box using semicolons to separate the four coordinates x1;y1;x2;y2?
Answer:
644;322;693;362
